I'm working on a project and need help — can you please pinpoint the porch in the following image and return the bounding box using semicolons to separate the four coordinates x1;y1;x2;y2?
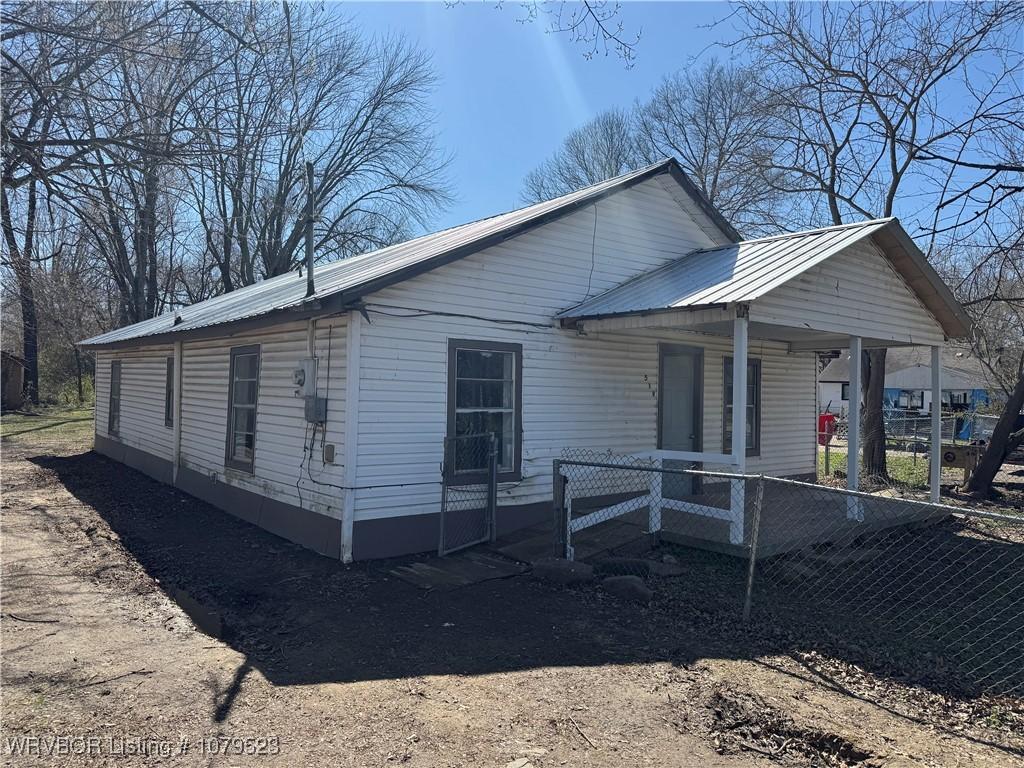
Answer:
548;306;951;552
544;459;948;562
546;220;970;560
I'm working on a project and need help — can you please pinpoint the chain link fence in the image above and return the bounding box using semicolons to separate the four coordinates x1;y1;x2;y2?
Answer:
817;412;980;490
553;452;1024;698
438;433;497;555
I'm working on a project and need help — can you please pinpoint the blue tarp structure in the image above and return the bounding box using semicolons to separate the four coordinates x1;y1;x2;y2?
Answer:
970;389;990;409
883;388;900;410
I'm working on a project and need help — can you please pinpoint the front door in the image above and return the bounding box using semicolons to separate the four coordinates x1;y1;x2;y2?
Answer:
658;345;702;498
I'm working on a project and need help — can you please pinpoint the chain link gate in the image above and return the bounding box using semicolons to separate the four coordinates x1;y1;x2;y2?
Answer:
439;432;498;555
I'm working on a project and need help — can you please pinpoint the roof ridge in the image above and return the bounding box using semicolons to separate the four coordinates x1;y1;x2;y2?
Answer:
314;159;677;277
697;217;896;251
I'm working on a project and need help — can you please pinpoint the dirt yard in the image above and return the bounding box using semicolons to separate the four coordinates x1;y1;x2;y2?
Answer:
2;409;1022;767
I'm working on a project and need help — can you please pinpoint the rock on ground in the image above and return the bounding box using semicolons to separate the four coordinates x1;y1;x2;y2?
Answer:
532;557;595;585
602;575;653;604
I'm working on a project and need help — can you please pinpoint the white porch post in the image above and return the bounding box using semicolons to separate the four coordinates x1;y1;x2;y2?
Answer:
732;313;749;471
930;345;942;503
341;310;362;563
847;337;863;520
730;311;748;544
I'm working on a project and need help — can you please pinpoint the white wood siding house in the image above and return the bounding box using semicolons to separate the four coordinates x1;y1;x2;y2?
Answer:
80;159;970;561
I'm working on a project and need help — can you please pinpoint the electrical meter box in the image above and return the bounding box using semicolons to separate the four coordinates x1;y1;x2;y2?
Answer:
304;395;327;424
292;358;317;398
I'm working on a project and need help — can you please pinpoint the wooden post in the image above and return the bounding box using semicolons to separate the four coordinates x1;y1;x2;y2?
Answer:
847;338;863;520
930;345;942;503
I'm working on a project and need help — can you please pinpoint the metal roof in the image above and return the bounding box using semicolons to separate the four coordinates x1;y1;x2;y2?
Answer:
559;219;893;317
558;218;971;339
81;158;733;348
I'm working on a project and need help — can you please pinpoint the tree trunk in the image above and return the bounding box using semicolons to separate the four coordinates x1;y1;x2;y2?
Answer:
861;348;888;479
74;347;84;404
963;372;1024;497
144;165;159;319
20;285;39;405
1;184;40;405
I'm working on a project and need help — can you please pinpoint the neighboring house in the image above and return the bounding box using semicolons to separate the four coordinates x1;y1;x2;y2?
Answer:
79;159;970;562
1;350;26;410
819;346;993;417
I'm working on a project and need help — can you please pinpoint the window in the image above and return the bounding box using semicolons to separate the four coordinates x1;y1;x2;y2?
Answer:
723;357;761;456
224;345;260;472
947;391;969;407
840;382;850;401
108;360;122;436
447;340;522;482
898;390;924;410
164;357;175;427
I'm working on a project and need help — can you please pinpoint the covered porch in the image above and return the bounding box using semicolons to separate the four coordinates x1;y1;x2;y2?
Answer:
547;219;970;559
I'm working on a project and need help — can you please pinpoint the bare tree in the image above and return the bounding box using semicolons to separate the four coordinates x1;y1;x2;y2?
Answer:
730;0;1024;479
2;2;451;402
2;2;203;393
934;175;1024;497
635;60;795;235
187;3;449;289
1;164;41;402
522;109;640;203
477;1;640;65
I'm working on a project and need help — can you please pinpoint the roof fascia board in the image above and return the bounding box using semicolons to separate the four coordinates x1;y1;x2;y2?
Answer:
664;163;742;243
871;223;972;339
79;304;347;351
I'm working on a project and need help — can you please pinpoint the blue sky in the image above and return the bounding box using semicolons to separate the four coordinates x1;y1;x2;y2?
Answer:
347;2;734;230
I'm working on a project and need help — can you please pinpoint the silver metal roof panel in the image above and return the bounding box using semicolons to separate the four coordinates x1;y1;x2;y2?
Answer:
81;159;729;347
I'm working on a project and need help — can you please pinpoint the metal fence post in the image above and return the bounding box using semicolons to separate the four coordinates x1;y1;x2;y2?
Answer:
742;474;765;623
488;432;498;542
438;437;450;556
553;460;566;558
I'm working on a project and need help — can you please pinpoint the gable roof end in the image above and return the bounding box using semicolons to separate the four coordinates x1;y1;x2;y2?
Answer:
558;218;971;340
